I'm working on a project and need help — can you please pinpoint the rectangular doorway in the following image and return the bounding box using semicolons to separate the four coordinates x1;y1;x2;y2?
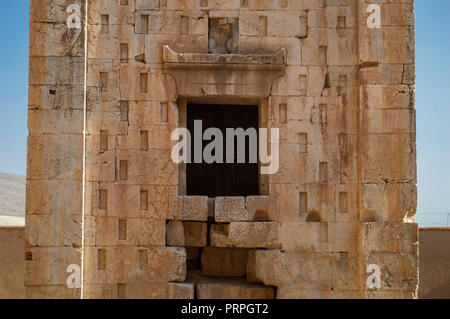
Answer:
186;104;259;197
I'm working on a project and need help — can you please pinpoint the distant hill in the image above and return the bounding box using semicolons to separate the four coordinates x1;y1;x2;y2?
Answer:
0;172;25;218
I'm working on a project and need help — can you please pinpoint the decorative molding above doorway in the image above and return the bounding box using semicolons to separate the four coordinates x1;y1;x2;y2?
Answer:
162;45;287;98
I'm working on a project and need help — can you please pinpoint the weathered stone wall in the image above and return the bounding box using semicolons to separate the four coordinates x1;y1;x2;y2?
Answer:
26;0;417;299
0;227;25;299
26;0;85;299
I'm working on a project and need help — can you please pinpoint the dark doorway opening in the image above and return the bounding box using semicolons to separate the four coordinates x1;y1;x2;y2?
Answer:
186;104;259;197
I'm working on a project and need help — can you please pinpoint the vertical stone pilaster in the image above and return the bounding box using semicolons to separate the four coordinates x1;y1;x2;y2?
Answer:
26;0;87;299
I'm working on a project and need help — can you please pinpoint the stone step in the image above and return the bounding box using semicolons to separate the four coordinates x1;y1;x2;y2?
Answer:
186;271;275;299
195;282;275;299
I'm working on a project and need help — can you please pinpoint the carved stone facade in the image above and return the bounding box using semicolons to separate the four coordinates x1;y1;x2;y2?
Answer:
26;0;417;299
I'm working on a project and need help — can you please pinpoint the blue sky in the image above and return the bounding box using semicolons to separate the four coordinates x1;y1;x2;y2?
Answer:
0;1;449;226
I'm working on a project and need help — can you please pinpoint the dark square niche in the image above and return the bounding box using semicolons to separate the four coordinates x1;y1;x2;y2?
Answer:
208;18;239;54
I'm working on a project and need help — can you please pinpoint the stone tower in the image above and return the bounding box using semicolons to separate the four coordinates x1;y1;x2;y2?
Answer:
26;0;417;299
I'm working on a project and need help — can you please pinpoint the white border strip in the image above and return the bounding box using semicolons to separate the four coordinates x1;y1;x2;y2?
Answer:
81;0;89;300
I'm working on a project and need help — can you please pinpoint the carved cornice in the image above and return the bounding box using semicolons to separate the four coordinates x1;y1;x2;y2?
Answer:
162;46;287;98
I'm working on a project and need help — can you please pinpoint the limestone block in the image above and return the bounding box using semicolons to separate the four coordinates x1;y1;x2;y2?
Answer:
292;143;343;187
147;185;170;219
267;12;307;37
365;290;417;299
91;10;134;29
239;12;266;37
86;86;122;110
84;281;194;299
271;66;308;96
152;149;179;186
210;222;281;249
270;143;302;185
146;34;209;63
330;290;362;299
269;96;314;122
285;184;336;223
30;22;84;57
86;27;122;60
31;0;86;24
215;197;249;222
27;134;83;181
90;183;139;217
359;26;414;64
167;221;207;247
169;194;208;221
28;109;83;134
209;17;238;53
26;180;82;215
184;222;207;247
254;250;331;289
86;58;120;88
25;214;81;247
118;65;163;101
162;46;286;97
243;0;315;11
302;28;356;66
276;184;299;222
361;85;413;110
84;247;186;284
363;108;415;134
246;196;273;221
362;222;418;255
361;183;417;222
158;10;207;36
277;287;330;299
82;284;115;299
115;126;149;151
307;6;357;28
86;143;116;183
200;247;248;277
246;250;262;284
278;288;363;299
28;84;84;110
25;247;81;286
167;221;185;246
328;222;360;253
362;251;418;292
89;182;168;218
335;184;359;222
280;222;328;253
360;133;416;183
196;282;275;299
87;24;140;60
360;64;410;85
86;109;128;136
330;252;360;291
338;142;360;185
128;101;154;126
116;126;173;151
113;149;159;184
125;283;194;299
94;217;165;247
239;36;301;66
312;96;359;134
379;4;414;26
29;57;85;86
26;285;81;299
